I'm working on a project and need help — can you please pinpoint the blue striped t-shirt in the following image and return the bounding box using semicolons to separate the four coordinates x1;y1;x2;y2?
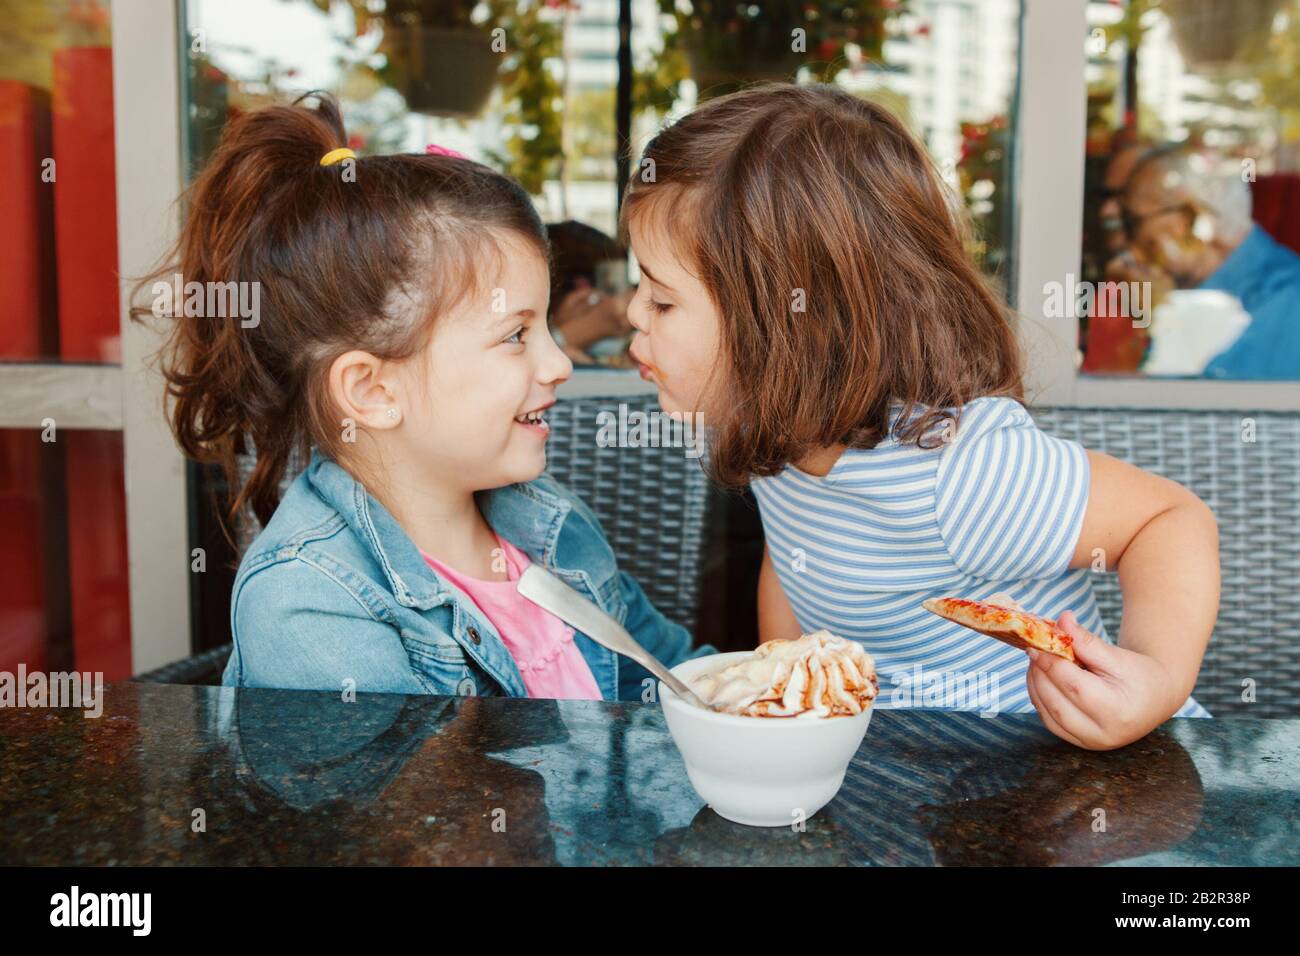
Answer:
750;396;1210;718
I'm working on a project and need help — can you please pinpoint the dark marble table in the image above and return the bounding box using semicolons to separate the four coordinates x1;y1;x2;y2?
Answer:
1;682;1296;865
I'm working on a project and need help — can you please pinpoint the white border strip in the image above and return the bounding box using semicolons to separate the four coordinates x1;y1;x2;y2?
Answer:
1014;0;1089;408
114;0;191;673
1073;376;1300;410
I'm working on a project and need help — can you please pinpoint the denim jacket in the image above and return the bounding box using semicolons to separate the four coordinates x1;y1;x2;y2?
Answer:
221;450;715;701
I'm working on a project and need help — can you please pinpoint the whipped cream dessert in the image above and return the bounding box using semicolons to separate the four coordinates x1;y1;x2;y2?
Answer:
691;631;878;718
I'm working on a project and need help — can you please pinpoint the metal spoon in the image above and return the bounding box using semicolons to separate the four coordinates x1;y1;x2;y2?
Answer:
516;564;714;710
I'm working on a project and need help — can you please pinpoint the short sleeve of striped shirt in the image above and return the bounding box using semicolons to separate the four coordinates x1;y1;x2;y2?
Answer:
933;397;1090;581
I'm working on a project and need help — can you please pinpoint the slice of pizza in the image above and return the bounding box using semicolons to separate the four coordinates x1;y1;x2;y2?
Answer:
921;596;1077;664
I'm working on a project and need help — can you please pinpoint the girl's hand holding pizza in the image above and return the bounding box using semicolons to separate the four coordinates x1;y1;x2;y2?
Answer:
1025;611;1180;752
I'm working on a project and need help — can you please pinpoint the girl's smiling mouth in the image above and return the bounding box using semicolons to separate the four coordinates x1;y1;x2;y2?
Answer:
514;400;555;436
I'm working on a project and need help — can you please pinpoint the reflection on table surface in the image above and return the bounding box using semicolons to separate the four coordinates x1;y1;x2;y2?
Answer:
1;682;1296;866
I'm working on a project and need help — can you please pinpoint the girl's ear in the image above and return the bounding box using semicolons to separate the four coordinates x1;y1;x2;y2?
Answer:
328;350;402;430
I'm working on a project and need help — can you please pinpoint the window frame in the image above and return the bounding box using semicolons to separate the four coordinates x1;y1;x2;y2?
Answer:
114;0;191;671
1014;0;1300;411
0;0;191;671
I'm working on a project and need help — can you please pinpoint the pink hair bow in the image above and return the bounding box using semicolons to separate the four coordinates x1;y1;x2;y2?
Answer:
426;143;468;159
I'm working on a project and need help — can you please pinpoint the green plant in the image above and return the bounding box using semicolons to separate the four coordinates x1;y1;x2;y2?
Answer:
483;2;565;194
956;114;1010;276
0;0;112;89
311;0;486;32
302;0;567;194
653;0;906;99
306;0;498;107
633;25;690;118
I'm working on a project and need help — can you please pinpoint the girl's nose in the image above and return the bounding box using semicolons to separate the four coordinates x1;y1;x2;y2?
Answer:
540;334;573;385
625;287;650;334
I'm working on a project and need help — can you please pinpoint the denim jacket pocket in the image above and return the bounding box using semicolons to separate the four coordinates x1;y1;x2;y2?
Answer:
397;628;503;697
397;629;471;695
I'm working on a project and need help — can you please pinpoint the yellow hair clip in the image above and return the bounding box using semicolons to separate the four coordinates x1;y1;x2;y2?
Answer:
319;147;357;167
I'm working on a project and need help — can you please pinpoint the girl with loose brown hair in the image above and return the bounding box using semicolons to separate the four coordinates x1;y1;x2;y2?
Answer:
620;83;1219;750
138;93;712;700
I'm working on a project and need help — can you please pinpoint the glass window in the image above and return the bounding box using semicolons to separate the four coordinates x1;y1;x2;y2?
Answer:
183;0;625;245
0;3;132;680
1080;0;1300;380
179;0;1024;653
632;0;1021;292
0;0;119;364
0;428;132;678
184;0;1020;367
184;0;635;366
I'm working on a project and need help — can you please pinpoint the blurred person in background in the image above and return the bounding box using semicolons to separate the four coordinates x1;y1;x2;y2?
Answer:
1107;143;1300;378
1081;135;1152;373
1098;138;1145;260
546;221;636;367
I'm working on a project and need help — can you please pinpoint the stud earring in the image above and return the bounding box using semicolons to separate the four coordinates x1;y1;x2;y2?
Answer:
386;408;399;420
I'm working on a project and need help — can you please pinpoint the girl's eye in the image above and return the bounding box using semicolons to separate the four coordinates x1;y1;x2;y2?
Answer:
504;326;526;346
649;298;673;315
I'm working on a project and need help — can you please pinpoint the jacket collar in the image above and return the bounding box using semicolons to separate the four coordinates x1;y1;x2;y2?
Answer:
304;449;571;610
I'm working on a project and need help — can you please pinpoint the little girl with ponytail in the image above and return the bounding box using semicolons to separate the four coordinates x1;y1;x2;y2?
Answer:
139;93;712;700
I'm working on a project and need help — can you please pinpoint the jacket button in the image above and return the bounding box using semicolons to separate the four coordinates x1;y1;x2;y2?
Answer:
467;625;481;645
456;677;477;696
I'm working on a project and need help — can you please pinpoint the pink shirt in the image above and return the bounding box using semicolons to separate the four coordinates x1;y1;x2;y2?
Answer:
419;534;603;701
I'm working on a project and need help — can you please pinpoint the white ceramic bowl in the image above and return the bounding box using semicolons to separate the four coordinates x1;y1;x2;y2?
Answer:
660;651;873;827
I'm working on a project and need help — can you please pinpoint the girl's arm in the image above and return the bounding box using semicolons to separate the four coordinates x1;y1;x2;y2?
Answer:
1072;450;1218;703
231;560;433;696
1028;450;1219;749
758;542;802;645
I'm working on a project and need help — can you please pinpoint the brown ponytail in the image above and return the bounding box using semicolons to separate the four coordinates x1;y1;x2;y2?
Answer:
132;93;547;531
